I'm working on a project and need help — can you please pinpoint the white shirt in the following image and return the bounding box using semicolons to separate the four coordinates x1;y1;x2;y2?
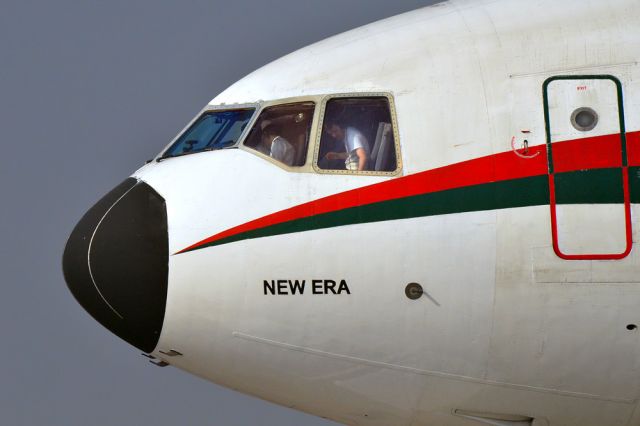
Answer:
343;127;369;170
269;136;295;166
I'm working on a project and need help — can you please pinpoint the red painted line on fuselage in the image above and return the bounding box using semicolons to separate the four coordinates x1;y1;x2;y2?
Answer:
552;133;622;172
626;131;640;166
176;131;640;254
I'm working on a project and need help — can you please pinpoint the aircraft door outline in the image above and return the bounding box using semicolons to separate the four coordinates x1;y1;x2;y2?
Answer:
543;75;631;260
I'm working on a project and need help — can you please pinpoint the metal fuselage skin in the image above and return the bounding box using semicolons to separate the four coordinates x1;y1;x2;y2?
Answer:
71;0;640;425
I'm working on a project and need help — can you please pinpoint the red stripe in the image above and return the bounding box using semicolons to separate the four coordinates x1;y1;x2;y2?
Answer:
552;133;622;172
177;131;640;254
626;131;640;166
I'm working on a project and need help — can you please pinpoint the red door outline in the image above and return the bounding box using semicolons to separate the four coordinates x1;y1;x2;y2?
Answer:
543;75;631;260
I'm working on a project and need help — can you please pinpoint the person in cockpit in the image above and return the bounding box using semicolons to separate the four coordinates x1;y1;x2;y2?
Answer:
323;120;370;171
259;124;295;167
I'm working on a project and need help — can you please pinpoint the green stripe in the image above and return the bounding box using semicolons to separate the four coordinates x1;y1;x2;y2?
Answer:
194;175;549;250
186;167;640;252
628;166;640;200
555;168;623;204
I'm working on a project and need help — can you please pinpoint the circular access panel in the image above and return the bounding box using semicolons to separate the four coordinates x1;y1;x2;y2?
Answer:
570;107;599;132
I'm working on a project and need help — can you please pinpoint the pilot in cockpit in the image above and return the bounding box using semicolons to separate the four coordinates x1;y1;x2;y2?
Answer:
258;124;295;167
323;119;370;171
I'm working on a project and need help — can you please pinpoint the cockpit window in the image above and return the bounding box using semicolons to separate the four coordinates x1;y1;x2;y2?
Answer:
162;108;254;158
244;102;315;167
317;97;397;172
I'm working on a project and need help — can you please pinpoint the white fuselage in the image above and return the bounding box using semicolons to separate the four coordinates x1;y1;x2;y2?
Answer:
126;1;640;424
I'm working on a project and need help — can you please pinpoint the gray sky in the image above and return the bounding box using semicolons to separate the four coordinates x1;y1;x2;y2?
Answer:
0;1;436;425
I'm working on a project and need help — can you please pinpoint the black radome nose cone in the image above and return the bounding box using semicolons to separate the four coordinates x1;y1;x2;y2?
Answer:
62;178;168;353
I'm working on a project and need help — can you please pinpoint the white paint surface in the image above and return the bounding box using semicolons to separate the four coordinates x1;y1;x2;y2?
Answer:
130;0;640;424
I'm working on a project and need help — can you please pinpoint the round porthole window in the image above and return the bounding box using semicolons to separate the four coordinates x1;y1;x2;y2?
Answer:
570;107;598;132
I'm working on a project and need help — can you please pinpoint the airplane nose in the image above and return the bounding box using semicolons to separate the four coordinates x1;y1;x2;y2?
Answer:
62;178;168;353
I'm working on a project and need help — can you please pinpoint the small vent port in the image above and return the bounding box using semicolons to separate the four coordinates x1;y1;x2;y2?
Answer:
453;409;541;426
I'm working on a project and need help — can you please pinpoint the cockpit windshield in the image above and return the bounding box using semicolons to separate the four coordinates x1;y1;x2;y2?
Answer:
161;108;254;158
244;102;315;167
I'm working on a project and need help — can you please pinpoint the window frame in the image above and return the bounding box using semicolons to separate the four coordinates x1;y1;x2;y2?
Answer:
312;92;402;176
156;102;260;161
154;93;402;177
239;96;320;170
